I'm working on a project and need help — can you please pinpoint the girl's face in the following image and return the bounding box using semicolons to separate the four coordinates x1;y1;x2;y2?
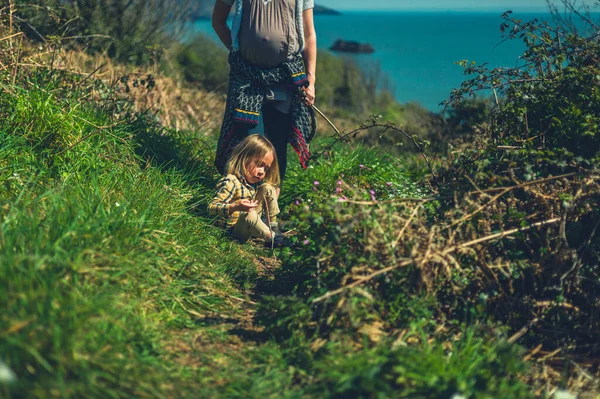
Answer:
245;151;273;184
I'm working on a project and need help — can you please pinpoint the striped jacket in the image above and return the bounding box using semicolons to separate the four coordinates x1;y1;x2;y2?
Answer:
208;174;256;229
214;51;316;175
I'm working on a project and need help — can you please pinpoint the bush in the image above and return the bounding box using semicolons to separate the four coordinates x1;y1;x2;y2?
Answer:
169;34;230;92
433;2;600;355
308;329;532;399
12;0;196;64
0;60;257;398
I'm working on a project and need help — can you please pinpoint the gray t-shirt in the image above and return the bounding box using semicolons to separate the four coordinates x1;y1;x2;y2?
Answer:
239;0;296;68
219;0;314;113
220;0;313;68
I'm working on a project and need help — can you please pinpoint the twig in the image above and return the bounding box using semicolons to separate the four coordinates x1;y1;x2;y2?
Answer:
443;187;512;230
54;121;121;155
337;172;583;209
391;204;422;248
75;63;105;90
312;217;561;304
339;197;439;206
493;87;500;109
0;32;22;42
508;318;540;344
480;172;578;193
312;103;340;135
443;218;561;254
311;259;414;304
9;0;13;47
312;117;436;178
443;173;578;230
570;360;594;381
540;348;562;361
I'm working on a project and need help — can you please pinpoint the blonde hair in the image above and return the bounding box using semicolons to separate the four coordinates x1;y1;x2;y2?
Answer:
226;134;280;187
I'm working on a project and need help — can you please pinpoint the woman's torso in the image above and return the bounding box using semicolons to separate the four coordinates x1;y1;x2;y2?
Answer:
238;0;299;68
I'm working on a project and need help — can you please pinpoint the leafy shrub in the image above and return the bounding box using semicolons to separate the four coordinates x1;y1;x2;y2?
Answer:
308;329;532;399
448;7;600;160
0;56;256;398
251;7;600;396
169;34;230;92
433;3;600;355
13;0;195;64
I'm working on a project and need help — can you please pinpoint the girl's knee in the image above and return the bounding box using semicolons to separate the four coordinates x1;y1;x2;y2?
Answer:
242;210;260;225
257;183;276;197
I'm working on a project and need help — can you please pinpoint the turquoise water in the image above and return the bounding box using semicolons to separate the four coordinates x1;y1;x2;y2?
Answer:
191;11;550;111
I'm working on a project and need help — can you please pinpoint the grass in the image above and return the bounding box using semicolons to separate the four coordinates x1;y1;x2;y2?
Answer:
0;70;540;398
0;74;259;398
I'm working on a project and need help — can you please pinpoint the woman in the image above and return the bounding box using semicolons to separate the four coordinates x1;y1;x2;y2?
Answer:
212;0;317;197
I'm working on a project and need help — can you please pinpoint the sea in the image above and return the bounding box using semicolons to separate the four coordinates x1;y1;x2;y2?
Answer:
190;11;568;112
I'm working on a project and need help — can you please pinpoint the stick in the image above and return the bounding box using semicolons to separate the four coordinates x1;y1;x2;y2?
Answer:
0;32;22;42
311;259;414;304
391;204;422;248
312;218;561;304
443;218;561;254
312;104;341;135
508;318;539;343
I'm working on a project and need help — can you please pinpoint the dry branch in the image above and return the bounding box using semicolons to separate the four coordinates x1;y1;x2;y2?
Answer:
313;217;561;304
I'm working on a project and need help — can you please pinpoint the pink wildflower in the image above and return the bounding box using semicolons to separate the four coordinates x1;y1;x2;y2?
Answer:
359;164;365;169
303;239;310;246
386;182;392;187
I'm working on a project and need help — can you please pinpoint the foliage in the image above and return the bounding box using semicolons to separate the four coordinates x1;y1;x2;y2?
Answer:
3;2;600;397
11;0;196;64
307;329;531;399
431;0;600;358
0;63;260;398
447;4;600;158
245;4;600;396
168;33;230;93
247;145;536;397
315;51;397;118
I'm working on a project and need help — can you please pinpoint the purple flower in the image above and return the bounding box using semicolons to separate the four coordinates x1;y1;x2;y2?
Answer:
313;181;320;186
359;164;365;169
295;200;300;205
338;196;348;202
303;239;310;246
336;187;342;193
386;182;392;187
370;190;377;201
337;180;342;186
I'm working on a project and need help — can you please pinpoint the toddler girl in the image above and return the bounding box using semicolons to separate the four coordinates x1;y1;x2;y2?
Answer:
208;134;289;248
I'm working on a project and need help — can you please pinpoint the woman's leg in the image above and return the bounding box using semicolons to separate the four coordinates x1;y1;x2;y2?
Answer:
218;117;265;173
262;104;292;180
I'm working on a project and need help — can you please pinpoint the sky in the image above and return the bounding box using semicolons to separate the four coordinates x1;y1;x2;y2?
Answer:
318;0;599;12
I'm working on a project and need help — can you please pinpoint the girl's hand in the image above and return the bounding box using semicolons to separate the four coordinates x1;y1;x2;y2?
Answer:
231;199;258;213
